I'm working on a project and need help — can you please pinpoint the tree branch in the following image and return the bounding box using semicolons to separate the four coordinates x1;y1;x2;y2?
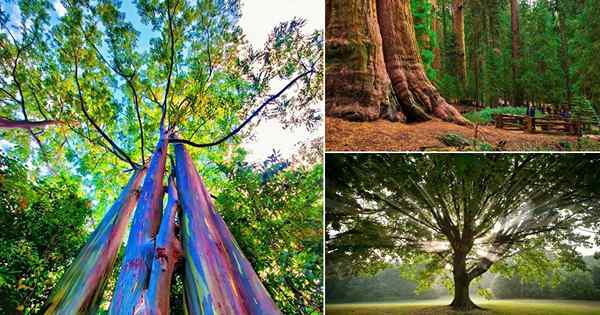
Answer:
161;0;177;129
74;54;138;169
0;117;61;129
76;16;146;165
170;68;314;147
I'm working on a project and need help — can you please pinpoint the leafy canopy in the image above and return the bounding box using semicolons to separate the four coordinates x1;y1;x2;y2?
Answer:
0;0;322;205
0;153;92;314
326;154;600;291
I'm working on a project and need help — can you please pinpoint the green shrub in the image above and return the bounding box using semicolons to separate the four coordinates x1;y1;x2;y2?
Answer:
464;107;544;124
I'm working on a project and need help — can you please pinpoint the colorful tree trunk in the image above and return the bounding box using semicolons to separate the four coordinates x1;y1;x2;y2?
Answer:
42;168;147;315
173;143;280;315
0;117;60;129
109;133;169;314
145;176;183;314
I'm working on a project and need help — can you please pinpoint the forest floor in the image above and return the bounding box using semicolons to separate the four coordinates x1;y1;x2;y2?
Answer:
326;299;600;315
326;117;585;151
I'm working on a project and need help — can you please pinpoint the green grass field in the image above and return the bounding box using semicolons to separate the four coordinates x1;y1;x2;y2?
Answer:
326;299;600;315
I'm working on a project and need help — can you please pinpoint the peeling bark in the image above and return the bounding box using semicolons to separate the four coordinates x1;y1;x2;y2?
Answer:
109;134;169;315
145;176;183;315
174;143;280;315
43;168;147;315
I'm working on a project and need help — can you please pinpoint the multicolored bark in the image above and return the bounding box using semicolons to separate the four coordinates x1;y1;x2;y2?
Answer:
109;133;169;314
0;117;60;129
42;168;147;315
145;176;183;314
173;143;280;315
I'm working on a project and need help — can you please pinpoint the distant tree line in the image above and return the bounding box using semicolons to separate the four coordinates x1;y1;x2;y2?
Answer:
327;256;600;303
492;256;600;300
326;269;446;303
411;0;600;112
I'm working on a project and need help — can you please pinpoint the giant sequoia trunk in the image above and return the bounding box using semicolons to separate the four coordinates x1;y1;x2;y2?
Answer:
42;168;147;315
557;3;572;107
452;0;467;89
431;0;442;71
377;0;467;123
510;0;523;106
109;132;169;314
326;0;466;124
325;0;390;121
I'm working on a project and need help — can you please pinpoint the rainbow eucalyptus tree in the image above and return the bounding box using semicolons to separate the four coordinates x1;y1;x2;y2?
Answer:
42;168;147;314
326;154;600;311
1;0;322;313
174;142;280;314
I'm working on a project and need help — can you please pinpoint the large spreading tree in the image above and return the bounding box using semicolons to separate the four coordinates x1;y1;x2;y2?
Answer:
0;0;323;314
326;154;600;311
326;0;466;123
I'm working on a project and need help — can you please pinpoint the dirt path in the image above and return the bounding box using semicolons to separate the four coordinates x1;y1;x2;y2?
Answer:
326;117;580;151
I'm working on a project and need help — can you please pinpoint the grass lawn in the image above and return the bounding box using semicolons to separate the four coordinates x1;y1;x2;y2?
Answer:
326;299;600;315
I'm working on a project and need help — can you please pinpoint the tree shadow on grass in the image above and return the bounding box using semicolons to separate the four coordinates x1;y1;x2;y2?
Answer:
410;306;495;315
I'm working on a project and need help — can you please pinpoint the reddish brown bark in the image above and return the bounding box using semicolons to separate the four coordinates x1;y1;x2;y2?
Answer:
326;0;389;121
511;0;523;106
452;0;466;89
431;0;442;71
377;0;467;123
326;0;466;124
557;3;572;107
42;168;147;315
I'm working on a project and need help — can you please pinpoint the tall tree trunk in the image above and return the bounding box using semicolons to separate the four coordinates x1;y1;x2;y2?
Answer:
450;251;477;310
109;133;169;314
431;0;442;71
174;143;280;314
472;8;482;107
376;0;467;123
145;176;183;314
557;3;572;107
325;0;389;121
442;0;448;73
42;168;147;315
452;0;467;91
326;0;466;124
511;0;523;106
